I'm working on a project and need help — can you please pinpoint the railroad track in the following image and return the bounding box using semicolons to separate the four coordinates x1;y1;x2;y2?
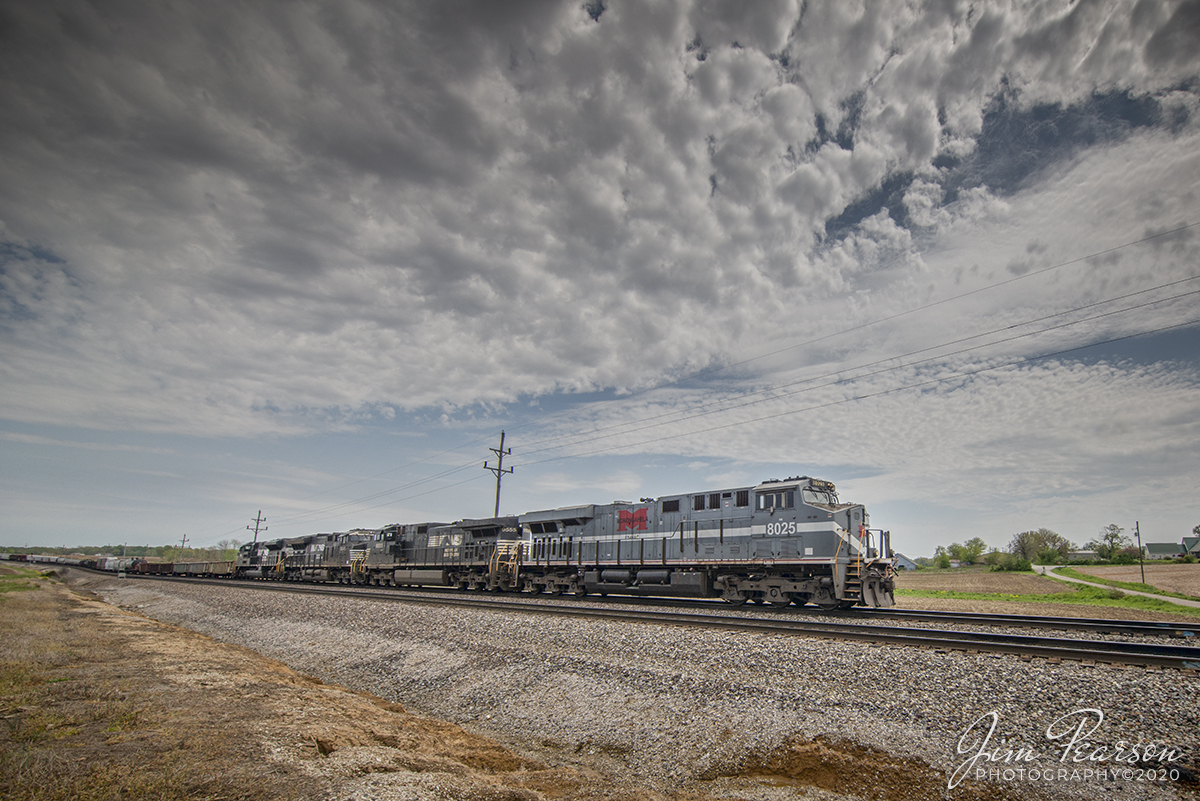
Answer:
132;572;1200;638
109;572;1200;671
855;607;1200;639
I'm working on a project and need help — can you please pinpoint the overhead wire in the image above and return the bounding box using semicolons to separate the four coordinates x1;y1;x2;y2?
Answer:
201;220;1198;539
512;276;1200;458
510;315;1200;467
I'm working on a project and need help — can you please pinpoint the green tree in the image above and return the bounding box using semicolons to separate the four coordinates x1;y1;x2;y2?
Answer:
962;537;987;563
1008;529;1072;561
942;537;989;565
1036;547;1063;565
1089;523;1129;561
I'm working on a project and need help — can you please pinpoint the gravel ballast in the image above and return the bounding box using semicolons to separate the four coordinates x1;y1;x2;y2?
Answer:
80;575;1200;801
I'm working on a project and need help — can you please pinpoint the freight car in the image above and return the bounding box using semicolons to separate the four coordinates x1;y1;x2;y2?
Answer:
236;475;896;609
132;561;175;576
171;561;235;578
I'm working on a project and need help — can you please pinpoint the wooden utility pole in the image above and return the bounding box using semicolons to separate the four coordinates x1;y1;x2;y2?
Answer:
1135;521;1144;584
247;510;268;546
483;431;513;517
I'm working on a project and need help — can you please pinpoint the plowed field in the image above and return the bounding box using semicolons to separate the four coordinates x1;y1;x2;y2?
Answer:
895;567;1065;594
1073;563;1200;597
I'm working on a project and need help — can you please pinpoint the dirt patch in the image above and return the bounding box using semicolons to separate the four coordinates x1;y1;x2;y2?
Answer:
896;567;1066;595
706;735;1032;801
1073;564;1200;597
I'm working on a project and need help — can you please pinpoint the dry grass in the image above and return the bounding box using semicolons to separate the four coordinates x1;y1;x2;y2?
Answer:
0;579;309;801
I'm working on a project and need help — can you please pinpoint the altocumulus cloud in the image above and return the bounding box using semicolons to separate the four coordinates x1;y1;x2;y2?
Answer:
0;0;1198;443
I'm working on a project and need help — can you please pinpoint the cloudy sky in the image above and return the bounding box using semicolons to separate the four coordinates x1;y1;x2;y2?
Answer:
2;0;1199;556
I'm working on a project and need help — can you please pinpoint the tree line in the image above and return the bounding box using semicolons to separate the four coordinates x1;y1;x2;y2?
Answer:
925;524;1197;571
2;540;242;562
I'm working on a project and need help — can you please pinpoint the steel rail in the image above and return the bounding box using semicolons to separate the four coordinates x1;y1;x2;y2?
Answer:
153;573;1200;638
853;607;1200;639
79;567;1200;637
112;573;1200;671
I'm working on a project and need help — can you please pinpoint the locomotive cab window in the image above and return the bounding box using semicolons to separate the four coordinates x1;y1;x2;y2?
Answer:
756;490;795;510
801;487;838;506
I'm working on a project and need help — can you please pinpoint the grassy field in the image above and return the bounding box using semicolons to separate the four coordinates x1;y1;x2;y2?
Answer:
1063;563;1200;600
0;564;42;594
894;565;1200;619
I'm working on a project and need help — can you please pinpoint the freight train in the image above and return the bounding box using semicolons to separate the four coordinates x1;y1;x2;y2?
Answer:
236;474;896;609
9;475;897;609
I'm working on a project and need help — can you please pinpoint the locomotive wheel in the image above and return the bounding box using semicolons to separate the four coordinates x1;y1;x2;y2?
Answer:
571;584;587;598
816;601;841;611
721;585;749;605
765;587;790;607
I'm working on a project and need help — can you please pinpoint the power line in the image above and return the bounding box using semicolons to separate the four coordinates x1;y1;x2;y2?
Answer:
510;316;1200;467
513;279;1200;459
597;220;1200;395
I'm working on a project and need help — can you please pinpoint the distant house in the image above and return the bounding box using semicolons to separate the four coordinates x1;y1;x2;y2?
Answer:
893;553;918;571
1068;550;1099;561
1183;537;1200;557
1144;543;1184;560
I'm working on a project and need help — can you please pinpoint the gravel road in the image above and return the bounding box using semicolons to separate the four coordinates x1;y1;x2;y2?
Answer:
82;575;1200;801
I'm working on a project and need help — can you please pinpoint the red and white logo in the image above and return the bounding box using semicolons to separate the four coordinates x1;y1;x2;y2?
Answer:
617;508;648;532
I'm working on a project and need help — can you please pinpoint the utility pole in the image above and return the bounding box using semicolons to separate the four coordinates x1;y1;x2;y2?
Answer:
1135;521;1144;584
483;431;513;518
247;510;268;546
179;533;188;556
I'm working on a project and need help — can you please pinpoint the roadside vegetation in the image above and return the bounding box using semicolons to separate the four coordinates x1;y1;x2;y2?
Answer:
1053;566;1200;603
915;523;1198;573
0;565;45;595
906;521;1200;616
895;580;1200;619
0;567;311;801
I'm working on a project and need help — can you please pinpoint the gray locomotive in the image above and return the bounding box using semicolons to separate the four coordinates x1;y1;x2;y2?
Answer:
235;475;896;609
